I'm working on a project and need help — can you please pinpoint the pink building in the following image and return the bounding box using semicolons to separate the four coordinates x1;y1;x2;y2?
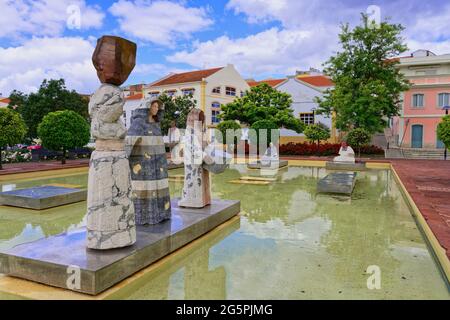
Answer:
392;50;449;150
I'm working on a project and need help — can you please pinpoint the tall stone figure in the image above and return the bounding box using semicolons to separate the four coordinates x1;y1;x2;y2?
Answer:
126;98;171;225
178;109;212;208
86;36;137;250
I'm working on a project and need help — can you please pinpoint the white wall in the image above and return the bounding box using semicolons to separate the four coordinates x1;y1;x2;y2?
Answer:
276;77;332;137
123;99;143;129
204;64;250;126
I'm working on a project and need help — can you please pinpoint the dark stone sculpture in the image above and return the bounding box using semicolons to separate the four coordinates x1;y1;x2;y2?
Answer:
92;35;137;86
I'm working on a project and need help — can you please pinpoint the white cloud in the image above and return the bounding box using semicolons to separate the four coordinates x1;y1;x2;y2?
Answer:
0;37;99;95
0;0;104;39
168;27;339;77
109;0;213;46
133;63;190;77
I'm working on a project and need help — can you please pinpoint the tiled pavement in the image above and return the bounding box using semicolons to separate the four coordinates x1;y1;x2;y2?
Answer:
391;160;450;260
0;159;89;176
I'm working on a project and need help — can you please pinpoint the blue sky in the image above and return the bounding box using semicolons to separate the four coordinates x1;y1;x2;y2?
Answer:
1;0;450;96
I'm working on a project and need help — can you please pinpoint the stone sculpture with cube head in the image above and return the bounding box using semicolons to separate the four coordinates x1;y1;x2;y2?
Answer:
87;35;137;250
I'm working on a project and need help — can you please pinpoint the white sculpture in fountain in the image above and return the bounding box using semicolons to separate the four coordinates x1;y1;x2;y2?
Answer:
333;141;355;163
260;142;279;166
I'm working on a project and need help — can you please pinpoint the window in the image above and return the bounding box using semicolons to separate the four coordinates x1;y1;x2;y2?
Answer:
211;102;221;124
412;94;424;108
165;90;177;97
240;91;245;97
212;110;221;124
182;88;195;96
212;86;221;94
149;91;160;99
225;86;236;96
299;112;315;125
438;93;450;107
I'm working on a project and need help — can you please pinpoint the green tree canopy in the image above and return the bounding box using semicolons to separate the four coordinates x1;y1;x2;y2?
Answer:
0;108;27;169
249;120;279;153
37;110;90;164
220;83;304;133
346;128;371;157
437;115;450;150
304;123;331;144
158;93;196;135
10;79;89;139
216;120;242;145
316;15;410;134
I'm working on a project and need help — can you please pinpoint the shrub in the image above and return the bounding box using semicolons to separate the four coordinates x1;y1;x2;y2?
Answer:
437;115;450;150
249;120;279;148
346;128;371;157
37;110;90;164
279;142;383;156
0;108;27;169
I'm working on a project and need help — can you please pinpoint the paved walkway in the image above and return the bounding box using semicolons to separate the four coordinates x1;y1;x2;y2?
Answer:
391;159;450;260
0;159;89;176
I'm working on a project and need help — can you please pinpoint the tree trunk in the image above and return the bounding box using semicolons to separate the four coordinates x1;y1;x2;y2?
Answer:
0;146;3;170
61;148;66;165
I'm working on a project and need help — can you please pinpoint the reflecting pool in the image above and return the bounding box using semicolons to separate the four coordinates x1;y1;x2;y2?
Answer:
0;166;449;299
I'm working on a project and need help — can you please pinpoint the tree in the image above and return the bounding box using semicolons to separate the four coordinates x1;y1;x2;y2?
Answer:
303;123;331;155
220;83;304;133
11;79;89;139
216;120;242;153
158;93;196;135
346;128;371;158
316;15;411;134
37;110;90;164
437;115;450;150
0;109;27;169
249;120;279;154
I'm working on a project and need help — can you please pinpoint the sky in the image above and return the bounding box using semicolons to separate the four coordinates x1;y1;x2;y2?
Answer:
1;0;450;96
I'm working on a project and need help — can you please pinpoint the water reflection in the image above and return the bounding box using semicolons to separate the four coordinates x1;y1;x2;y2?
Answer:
107;217;239;299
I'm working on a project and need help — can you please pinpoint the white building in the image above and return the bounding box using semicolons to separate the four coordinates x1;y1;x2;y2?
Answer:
247;75;336;144
123;92;143;129
0;96;10;108
141;64;249;127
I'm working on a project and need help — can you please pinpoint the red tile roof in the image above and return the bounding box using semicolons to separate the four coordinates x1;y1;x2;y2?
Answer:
151;67;224;87
125;93;143;101
0;98;10;104
297;75;334;87
247;79;286;87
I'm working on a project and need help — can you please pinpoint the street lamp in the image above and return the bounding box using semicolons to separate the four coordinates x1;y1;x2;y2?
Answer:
443;106;450;160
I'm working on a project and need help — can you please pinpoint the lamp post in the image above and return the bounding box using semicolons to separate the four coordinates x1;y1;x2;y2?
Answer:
443;106;450;160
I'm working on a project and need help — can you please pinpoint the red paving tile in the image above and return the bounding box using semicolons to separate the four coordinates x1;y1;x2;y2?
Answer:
390;160;450;260
0;159;89;176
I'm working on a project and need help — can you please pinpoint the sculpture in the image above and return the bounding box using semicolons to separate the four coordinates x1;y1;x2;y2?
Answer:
86;36;137;250
333;141;355;163
178;109;211;208
126;99;171;225
168;120;183;164
260;142;279;166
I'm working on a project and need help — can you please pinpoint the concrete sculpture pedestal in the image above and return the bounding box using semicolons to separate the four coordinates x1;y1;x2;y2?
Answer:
0;199;240;295
0;186;86;210
247;160;288;169
326;161;367;171
317;172;357;195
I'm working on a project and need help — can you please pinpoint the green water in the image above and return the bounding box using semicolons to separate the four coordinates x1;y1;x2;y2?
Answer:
0;166;449;299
